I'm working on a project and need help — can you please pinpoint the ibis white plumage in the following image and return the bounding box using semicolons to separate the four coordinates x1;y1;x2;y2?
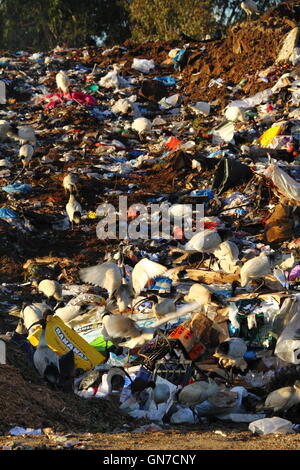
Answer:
79;257;167;312
7;125;36;145
264;380;300;413
66;194;82;228
38;279;63;302
240;253;271;288
19;144;34;168
184;283;221;309
63;173;78;194
131;117;152;140
178;378;218;407
56;70;70;93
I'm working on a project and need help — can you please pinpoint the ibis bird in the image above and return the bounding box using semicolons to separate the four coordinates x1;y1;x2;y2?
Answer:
184;283;224;310
66;194;82;228
134;293;183;320
0;119;12;140
240;0;259;19
170;228;232;267
131;117;152;140
19;144;34;168
263;381;300;414
213;337;248;372
240;252;272;289
177;378;218;407
118;301;200;349
152;383;170;408
211;240;240;273
33;314;75;389
150;295;182;320
7;125;36;146
9;302;50;335
79;250;167;313
63;173;78;194
107;367;126;395
38;279;63;309
56;70;70;93
101;311;143;342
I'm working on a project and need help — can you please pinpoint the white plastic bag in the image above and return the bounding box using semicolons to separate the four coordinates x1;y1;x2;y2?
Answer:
249;417;295;435
170;407;197;424
275;307;300;364
264;162;300;202
212;122;235;144
244;88;273;107
159;94;180;109
189;101;210;116
132;58;155;73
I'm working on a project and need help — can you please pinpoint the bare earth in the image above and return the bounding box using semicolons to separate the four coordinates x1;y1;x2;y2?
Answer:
0;427;300;451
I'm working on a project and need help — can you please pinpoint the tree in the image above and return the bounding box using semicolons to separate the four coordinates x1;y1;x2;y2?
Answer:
0;0;130;51
127;0;216;43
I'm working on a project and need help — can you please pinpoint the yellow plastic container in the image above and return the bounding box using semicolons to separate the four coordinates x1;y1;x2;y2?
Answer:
28;315;106;371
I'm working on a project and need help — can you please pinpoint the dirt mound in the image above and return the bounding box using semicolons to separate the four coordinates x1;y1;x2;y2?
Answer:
0;337;135;435
81;0;300;112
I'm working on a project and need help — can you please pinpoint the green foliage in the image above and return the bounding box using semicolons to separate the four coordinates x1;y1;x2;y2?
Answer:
128;0;216;42
0;0;130;51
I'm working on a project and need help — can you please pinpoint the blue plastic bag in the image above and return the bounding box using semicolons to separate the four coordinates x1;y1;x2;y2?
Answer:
0;207;17;219
2;182;32;194
153;76;177;87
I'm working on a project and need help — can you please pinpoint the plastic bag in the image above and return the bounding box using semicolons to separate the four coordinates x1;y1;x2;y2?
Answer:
264;162;300;202
170;406;197;424
153;76;177;87
243;88;273;107
189;101;210;116
212;122;235;144
275;305;300;364
0;207;17;219
132;58;155;73
2;182;32;194
249;417;294;434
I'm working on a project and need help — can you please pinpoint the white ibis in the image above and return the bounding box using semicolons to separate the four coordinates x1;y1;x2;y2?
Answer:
56;70;70;93
63;173;78;194
66;194;82;228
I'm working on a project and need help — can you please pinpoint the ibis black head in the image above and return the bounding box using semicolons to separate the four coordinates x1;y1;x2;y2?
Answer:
44;364;60;385
130;377;155;393
216;341;230;355
217;229;232;242
231;280;240;297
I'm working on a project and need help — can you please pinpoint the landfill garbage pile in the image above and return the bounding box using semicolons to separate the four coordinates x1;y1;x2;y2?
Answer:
4;0;300;438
